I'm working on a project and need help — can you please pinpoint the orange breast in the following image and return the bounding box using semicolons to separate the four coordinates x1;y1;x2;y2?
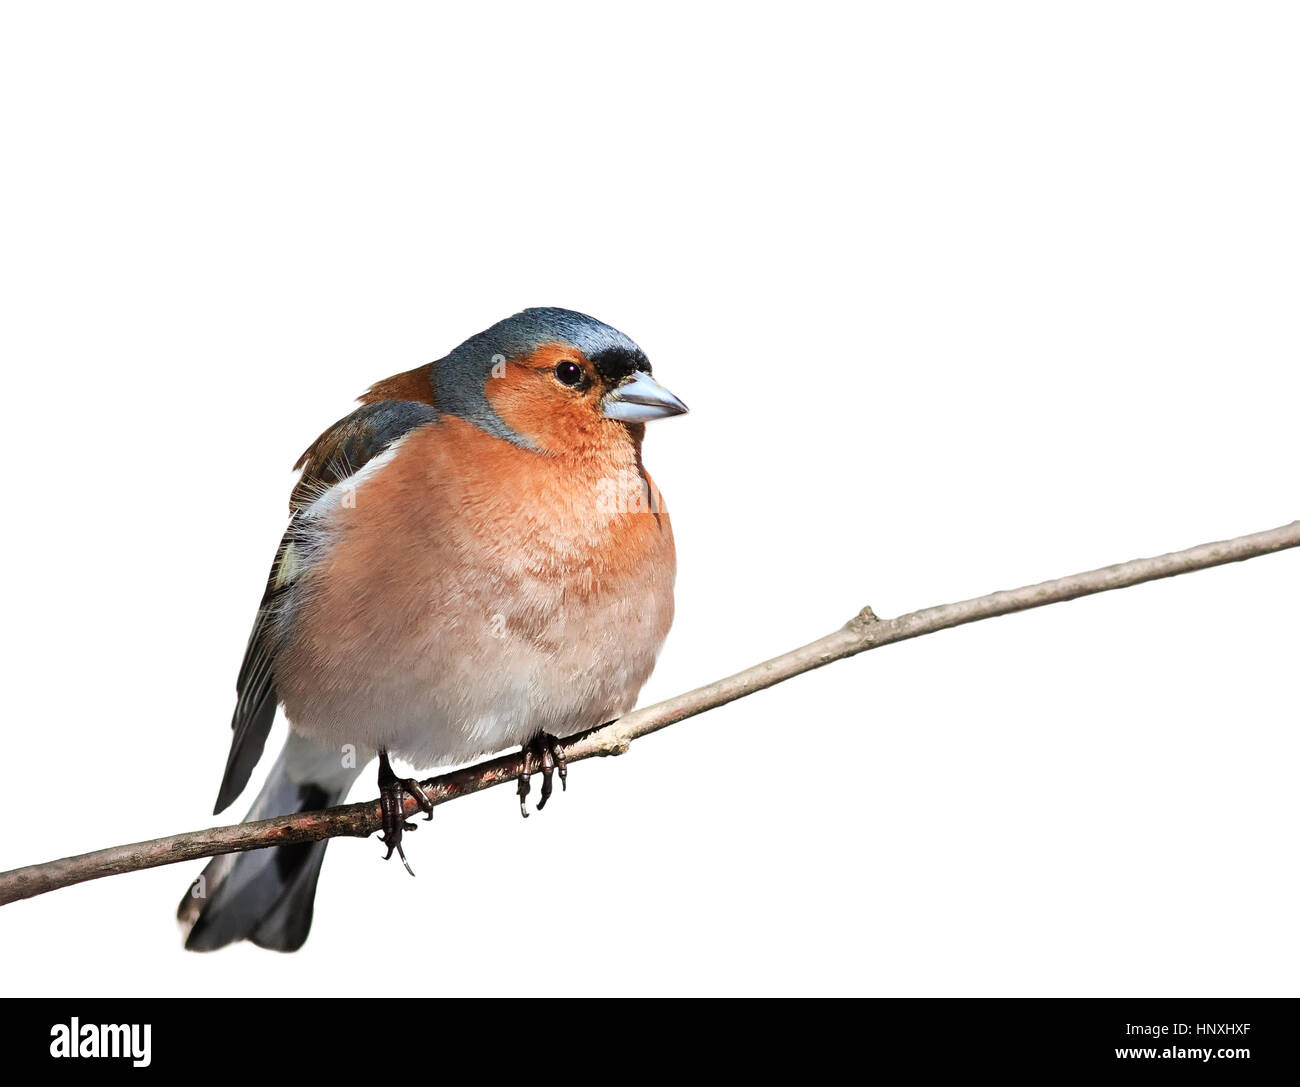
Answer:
273;416;677;766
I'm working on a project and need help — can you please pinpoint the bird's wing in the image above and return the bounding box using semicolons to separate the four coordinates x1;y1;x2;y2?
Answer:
213;400;442;814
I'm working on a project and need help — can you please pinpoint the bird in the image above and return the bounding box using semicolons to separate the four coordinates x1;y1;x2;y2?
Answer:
177;307;686;951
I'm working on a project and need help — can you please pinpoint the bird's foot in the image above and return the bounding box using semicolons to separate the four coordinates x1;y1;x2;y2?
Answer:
377;749;434;875
517;732;568;817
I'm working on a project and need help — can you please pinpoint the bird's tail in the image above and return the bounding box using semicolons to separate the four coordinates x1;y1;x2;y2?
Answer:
178;732;362;952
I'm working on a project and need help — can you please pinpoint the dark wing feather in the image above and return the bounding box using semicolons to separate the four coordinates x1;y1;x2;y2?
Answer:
213;401;441;813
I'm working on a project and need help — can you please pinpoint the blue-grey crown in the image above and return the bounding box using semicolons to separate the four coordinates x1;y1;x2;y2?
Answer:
484;307;646;364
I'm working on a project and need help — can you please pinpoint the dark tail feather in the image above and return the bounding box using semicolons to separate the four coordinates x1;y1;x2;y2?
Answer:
179;737;359;952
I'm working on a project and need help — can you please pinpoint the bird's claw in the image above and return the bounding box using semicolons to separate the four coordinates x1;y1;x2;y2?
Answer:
517;732;568;817
377;750;434;875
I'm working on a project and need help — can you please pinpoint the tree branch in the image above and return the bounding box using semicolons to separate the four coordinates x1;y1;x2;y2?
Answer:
2;519;1296;908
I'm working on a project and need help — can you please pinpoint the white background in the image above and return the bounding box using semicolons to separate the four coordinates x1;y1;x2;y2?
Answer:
0;2;1296;997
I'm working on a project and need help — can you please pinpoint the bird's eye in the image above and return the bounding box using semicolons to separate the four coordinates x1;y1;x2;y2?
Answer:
554;360;585;387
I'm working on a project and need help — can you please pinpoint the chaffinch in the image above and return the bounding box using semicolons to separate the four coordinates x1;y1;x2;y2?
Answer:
178;307;686;951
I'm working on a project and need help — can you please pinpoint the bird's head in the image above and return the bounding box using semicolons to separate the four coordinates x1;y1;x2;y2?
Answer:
434;307;687;456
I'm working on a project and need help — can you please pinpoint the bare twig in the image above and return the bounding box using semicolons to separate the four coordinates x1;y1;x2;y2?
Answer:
1;520;1296;907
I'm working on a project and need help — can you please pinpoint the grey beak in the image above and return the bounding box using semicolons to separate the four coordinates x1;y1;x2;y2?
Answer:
602;370;689;422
